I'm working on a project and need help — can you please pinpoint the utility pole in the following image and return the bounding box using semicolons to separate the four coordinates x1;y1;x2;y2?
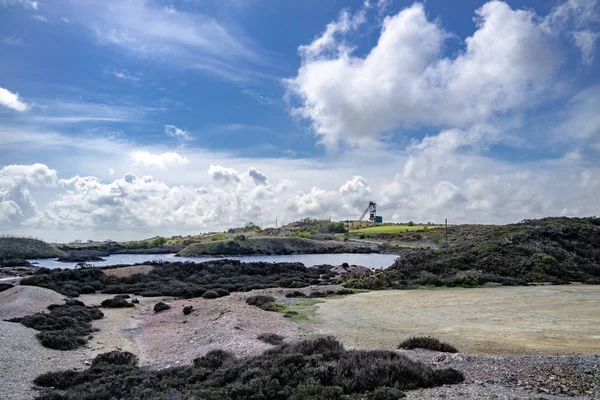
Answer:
445;219;448;243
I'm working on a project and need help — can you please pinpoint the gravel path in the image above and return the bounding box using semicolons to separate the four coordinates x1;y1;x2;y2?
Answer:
0;322;88;400
403;349;600;398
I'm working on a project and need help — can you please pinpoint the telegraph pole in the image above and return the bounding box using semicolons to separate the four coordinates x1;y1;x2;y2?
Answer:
445;219;448;243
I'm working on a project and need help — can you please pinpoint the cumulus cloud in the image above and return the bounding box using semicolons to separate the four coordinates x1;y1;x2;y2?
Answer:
131;151;190;169
208;165;241;183
0;86;29;112
247;167;268;185
286;1;594;147
0;164;57;227
164;125;192;141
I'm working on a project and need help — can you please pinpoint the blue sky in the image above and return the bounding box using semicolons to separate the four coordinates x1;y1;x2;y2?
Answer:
0;0;599;241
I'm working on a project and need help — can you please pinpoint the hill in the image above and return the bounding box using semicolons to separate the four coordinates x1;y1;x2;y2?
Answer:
0;237;65;260
178;236;377;257
345;217;600;288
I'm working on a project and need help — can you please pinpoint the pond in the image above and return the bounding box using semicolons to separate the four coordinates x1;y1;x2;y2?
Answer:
28;253;400;270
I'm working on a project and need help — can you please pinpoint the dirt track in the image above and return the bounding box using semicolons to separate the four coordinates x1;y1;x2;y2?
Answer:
308;285;600;356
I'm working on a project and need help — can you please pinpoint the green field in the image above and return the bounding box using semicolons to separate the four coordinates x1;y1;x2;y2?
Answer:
350;225;440;234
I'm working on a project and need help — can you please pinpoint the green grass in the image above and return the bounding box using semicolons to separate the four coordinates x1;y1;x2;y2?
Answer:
0;236;65;259
350;225;441;234
286;298;325;321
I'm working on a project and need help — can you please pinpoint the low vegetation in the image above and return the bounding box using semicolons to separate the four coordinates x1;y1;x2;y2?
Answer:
183;305;193;315
100;296;135;308
398;337;459;353
0;282;14;292
6;299;103;350
177;236;374;257
154;301;170;312
246;295;279;311
350;224;439;234
345;217;600;288
257;332;285;345
20;260;338;299
32;337;463;399
0;236;65;259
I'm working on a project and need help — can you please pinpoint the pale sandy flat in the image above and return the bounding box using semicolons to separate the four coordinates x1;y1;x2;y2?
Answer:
306;285;600;355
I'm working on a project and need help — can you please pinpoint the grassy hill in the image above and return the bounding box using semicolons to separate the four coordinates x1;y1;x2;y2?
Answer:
0;237;66;260
178;236;377;257
345;217;600;288
350;224;441;234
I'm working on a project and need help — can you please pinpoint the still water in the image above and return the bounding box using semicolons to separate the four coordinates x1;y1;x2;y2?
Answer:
28;253;399;270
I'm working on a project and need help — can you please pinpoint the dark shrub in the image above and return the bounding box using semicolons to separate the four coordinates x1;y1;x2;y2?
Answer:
183;305;193;315
334;288;354;295
37;330;87;350
131;298;139;304
193;349;235;370
214;288;230;297
0;283;14;292
114;294;130;299
33;337;463;399
91;351;138;367
285;290;306;298
101;297;134;308
365;387;406;399
8;299;103;350
202;290;219;299
245;295;278;311
398;337;458;353
257;332;285;345
20;260;338;301
154;301;170;312
308;291;327;298
80;285;95;294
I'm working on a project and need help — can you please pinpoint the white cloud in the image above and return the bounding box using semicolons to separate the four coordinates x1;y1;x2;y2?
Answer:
299;7;367;60
572;30;599;64
165;124;192;141
112;69;141;81
0;164;56;227
2;35;24;46
131;151;190;169
286;1;584;147
554;84;600;140
0;86;29;112
0;0;37;10
247;167;267;185
208;164;241;183
32;14;47;22
61;16;70;23
62;0;269;82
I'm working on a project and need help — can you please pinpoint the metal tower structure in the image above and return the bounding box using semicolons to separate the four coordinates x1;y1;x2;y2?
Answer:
359;201;377;223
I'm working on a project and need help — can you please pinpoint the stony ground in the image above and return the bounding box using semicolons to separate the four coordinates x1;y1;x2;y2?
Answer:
1;281;599;399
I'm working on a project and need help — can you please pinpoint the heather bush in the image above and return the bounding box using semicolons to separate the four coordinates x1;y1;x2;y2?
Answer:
100;297;134;308
257;333;285;345
398;337;458;353
7;300;103;350
154;301;170;312
33;337;463;399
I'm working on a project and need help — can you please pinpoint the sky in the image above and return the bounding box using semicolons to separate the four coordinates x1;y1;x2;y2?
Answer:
0;0;599;242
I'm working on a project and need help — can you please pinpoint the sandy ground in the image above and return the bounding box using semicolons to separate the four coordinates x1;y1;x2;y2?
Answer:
2;283;599;399
305;285;600;356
